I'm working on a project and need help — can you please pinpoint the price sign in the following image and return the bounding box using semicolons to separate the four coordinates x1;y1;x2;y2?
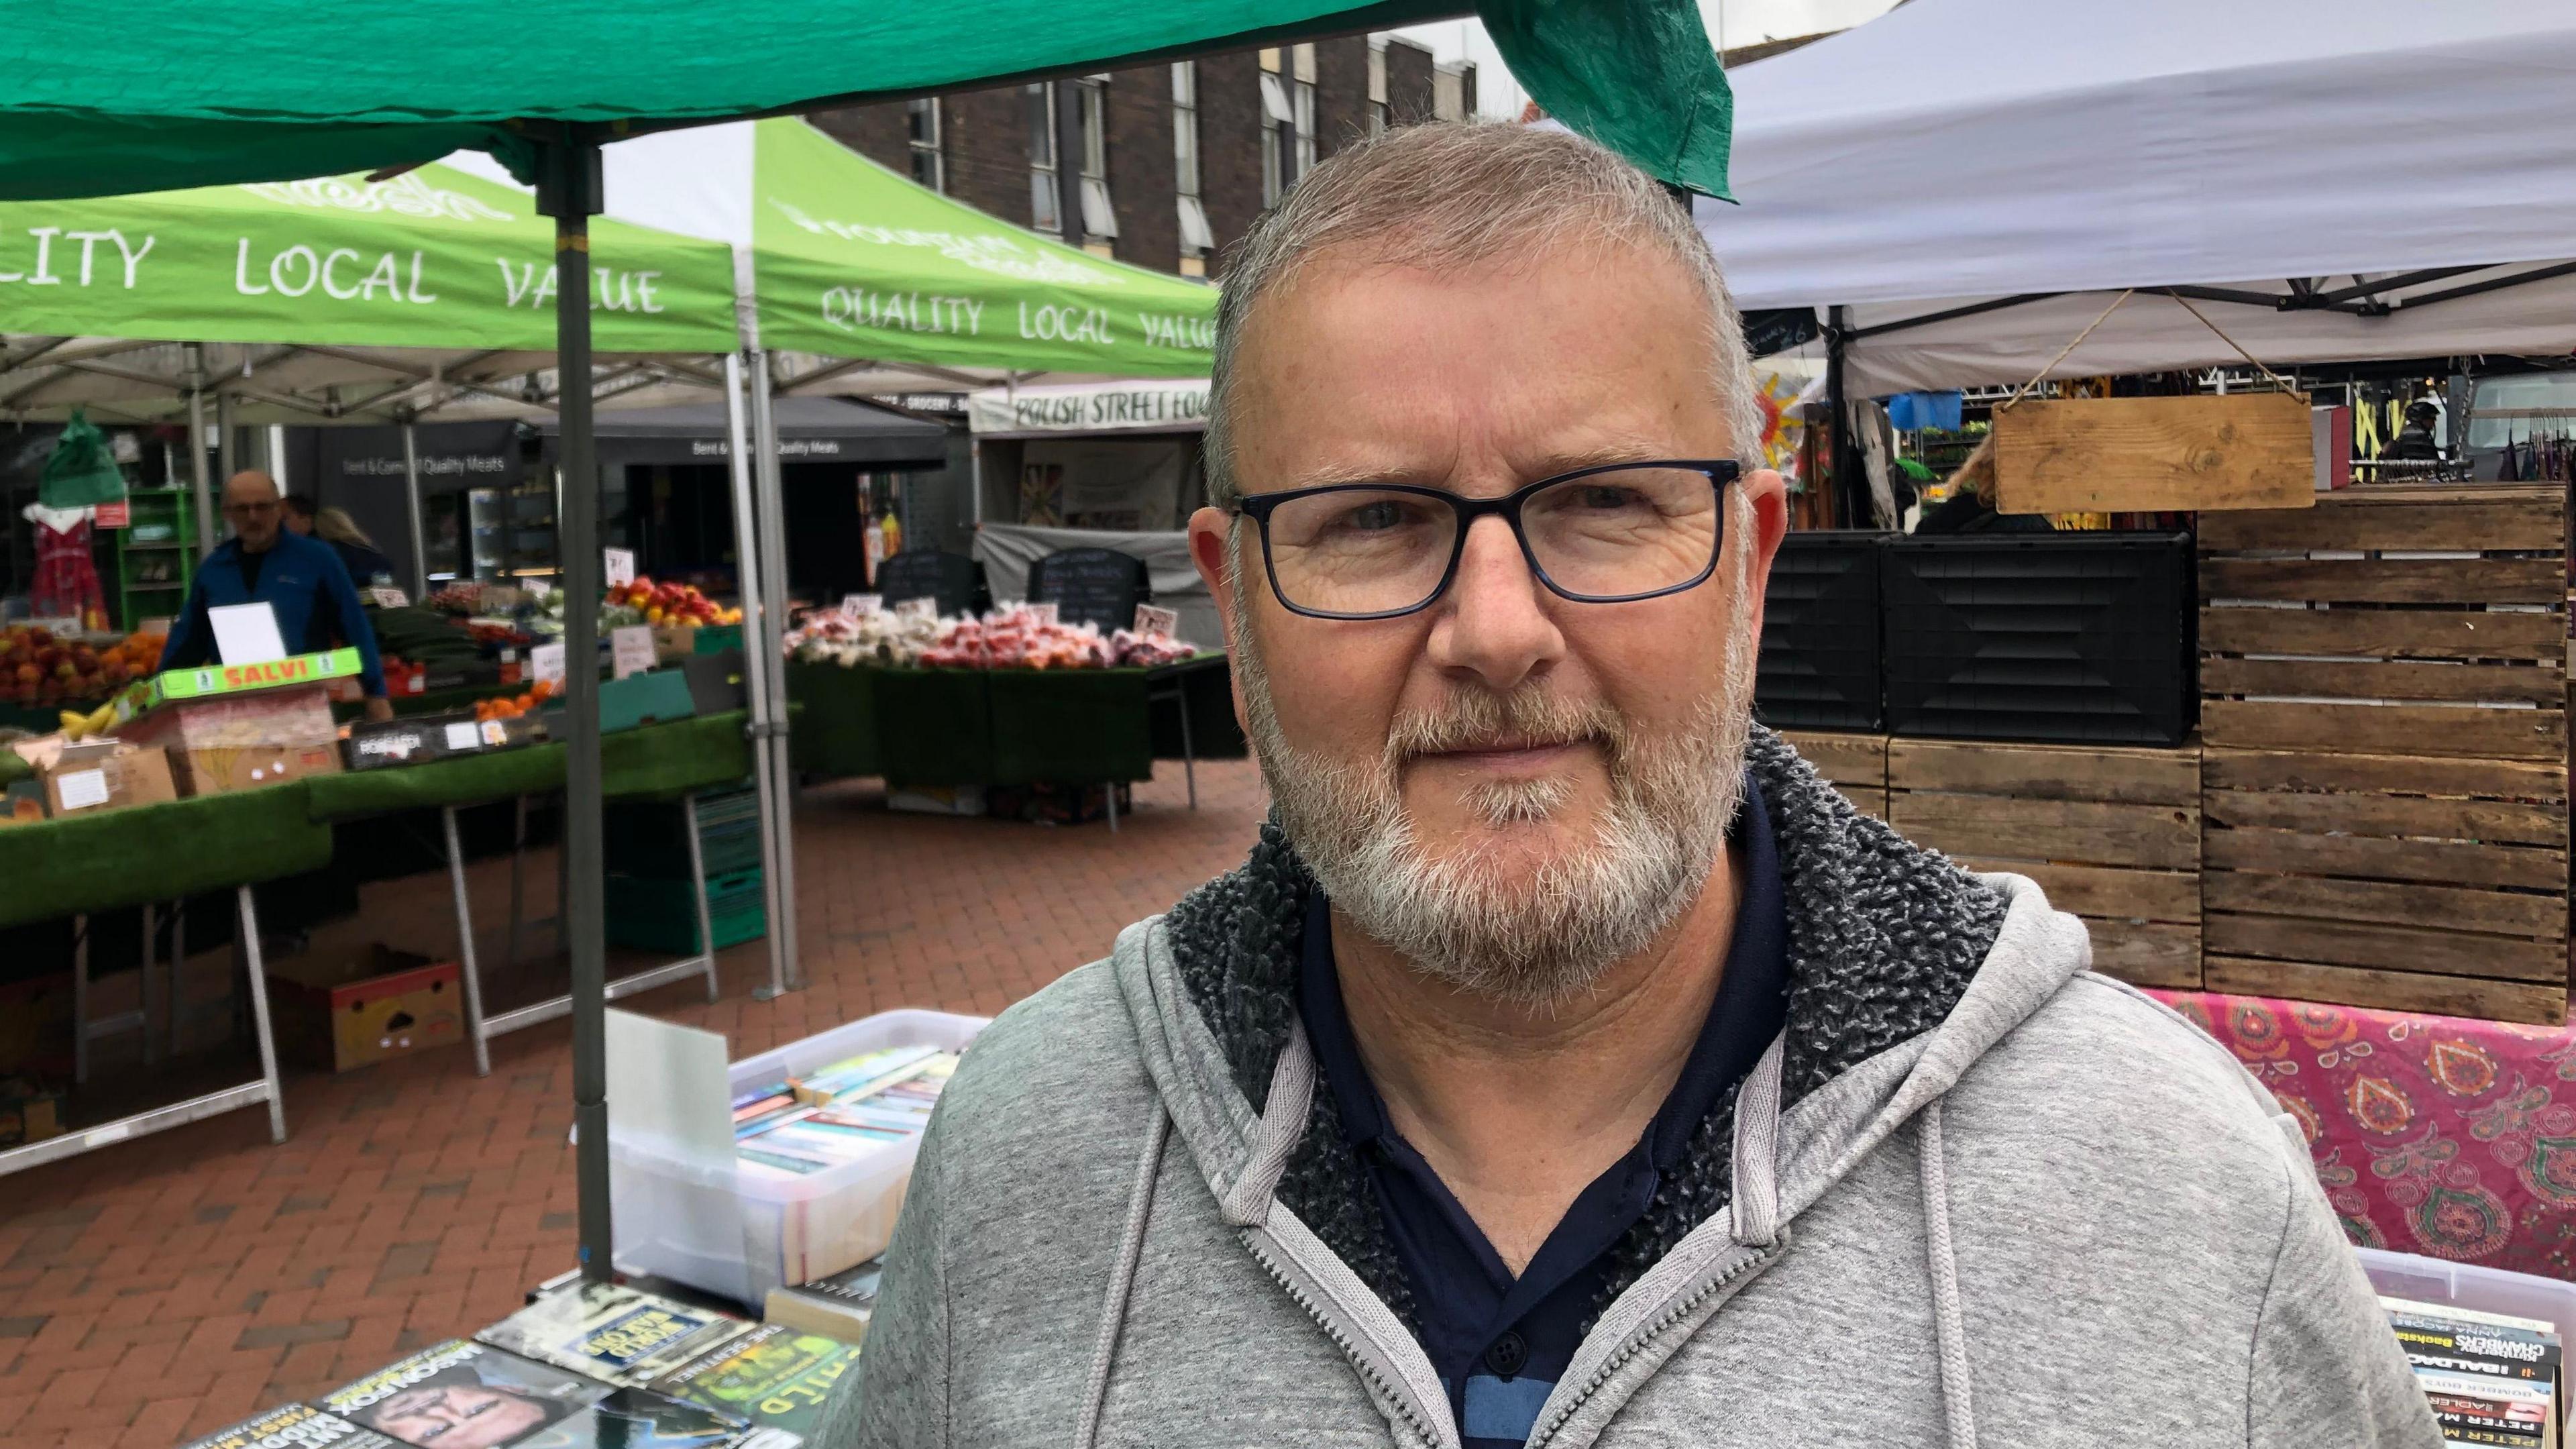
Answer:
610;625;656;680
840;593;881;620
896;596;938;621
531;642;566;687
368;586;411;608
527;579;553;601
604;548;637;589
93;502;130;529
1026;601;1059;627
1134;604;1179;639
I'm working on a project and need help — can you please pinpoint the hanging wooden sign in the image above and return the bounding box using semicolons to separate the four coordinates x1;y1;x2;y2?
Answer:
1992;392;2314;514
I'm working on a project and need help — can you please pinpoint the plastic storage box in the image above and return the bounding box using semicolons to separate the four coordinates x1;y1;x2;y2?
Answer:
2359;1246;2576;1336
1754;531;1886;731
606;1008;988;1307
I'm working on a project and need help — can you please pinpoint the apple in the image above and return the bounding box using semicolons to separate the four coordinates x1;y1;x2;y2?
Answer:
54;659;77;681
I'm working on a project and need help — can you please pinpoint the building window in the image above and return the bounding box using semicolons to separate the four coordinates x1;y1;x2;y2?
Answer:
1258;50;1295;205
1173;62;1214;266
1368;44;1389;136
1077;77;1116;241
1434;61;1471;122
1026;81;1060;233
1291;44;1318;176
906;97;944;193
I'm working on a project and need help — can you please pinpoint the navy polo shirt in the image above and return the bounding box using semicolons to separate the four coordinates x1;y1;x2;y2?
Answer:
1298;776;1788;1448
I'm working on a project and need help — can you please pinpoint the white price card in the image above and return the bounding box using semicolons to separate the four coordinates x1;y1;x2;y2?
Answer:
604;548;637;589
611;625;657;680
1134;604;1179;639
208;601;288;663
54;767;109;812
527;579;552;600
896;596;938;620
443;721;482;752
531;642;566;687
841;593;881;620
1026;601;1060;627
368;586;411;608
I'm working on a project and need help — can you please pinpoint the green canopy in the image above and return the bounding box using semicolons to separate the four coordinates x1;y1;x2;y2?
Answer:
0;162;735;353
753;119;1211;375
0;1;1733;203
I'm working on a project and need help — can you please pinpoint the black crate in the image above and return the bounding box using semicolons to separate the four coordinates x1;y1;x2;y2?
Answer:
1754;531;1886;731
1880;532;2195;745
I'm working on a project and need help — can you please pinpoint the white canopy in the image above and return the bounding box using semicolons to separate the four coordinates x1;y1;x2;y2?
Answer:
1703;0;2576;392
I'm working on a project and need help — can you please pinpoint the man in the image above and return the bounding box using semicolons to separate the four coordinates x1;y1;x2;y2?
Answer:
366;1376;560;1449
160;470;394;722
828;125;2434;1448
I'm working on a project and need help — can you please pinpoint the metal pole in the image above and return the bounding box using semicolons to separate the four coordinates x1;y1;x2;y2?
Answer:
969;437;985;527
538;134;612;1286
722;351;791;1002
217;390;237;486
748;360;803;990
1825;306;1857;529
444;806;494;1078
186;347;215;561
236;886;286;1144
402;421;430;598
1053;80;1085;250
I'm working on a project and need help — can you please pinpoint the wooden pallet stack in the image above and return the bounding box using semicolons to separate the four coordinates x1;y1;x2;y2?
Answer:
1886;737;2204;989
2198;484;2571;1025
1777;729;1886;819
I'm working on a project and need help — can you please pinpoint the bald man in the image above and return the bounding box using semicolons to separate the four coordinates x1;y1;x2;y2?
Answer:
160;470;394;722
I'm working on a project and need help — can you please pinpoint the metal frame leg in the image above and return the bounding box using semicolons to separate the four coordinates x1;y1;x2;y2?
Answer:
168;900;187;1059
505;794;529;971
235;886;286;1144
1104;780;1118;833
141;902;159;1067
72;914;88;1086
682;792;718;1002
446;806;494;1077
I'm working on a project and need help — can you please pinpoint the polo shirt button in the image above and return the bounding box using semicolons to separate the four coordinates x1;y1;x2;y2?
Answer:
1485;1332;1527;1377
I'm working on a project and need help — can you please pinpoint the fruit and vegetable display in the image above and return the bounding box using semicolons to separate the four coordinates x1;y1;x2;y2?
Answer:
474;678;556;722
786;603;1199;670
2;623;165;708
607;578;743;629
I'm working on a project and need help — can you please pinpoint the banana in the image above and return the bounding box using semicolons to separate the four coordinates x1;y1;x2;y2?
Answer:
59;710;88;740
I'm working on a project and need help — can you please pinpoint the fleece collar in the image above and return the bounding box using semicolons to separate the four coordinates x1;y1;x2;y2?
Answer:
1157;725;2012;1326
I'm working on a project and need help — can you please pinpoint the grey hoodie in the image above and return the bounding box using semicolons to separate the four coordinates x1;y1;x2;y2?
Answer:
824;730;2438;1448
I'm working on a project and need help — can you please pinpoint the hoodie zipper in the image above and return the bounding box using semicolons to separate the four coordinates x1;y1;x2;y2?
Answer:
1523;1240;1780;1449
1240;1226;1452;1449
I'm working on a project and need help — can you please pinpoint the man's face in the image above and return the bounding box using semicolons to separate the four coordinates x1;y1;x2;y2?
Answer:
1191;241;1787;1002
369;1383;549;1448
223;473;284;551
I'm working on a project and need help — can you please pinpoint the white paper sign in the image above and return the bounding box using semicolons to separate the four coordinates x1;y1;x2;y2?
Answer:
1134;604;1179;639
208;602;288;664
1026;601;1060;627
24;616;79;639
840;593;881;620
443;722;481;752
896;596;938;621
54;767;109;812
531;642;566;687
527;579;552;600
367;586;411;608
604;548;637;589
611;625;656;680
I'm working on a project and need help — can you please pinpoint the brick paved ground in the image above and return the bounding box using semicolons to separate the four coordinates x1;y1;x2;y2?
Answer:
0;759;1269;1448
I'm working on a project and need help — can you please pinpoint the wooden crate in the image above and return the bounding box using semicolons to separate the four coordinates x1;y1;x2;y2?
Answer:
1778;729;1886;820
1888;737;2202;989
2201;747;2569;1025
2198;484;2569;761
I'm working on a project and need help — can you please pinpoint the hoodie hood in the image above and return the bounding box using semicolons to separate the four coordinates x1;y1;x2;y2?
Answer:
1116;726;2085;1329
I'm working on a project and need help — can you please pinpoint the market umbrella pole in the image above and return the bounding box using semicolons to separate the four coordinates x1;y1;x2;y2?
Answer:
186;345;214;560
537;135;614;1286
401;421;429;598
747;362;802;991
721;350;790;1001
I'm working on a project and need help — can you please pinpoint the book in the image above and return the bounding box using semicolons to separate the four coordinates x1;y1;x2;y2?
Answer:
650;1323;865;1445
321;1339;612;1449
2383;1296;2565;1449
788;1045;939;1107
180;1403;398;1449
502;1385;751;1449
475;1282;759;1390
761;1259;883;1345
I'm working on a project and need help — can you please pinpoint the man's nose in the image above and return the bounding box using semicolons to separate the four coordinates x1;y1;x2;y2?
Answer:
1425;515;1564;694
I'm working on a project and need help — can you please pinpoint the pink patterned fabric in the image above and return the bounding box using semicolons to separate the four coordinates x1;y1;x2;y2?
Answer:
2155;989;2576;1283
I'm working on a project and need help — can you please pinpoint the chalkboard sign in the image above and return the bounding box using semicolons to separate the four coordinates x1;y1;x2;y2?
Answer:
874;549;987;617
1029;547;1152;633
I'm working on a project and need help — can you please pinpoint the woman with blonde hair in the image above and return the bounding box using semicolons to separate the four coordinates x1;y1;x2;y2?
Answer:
282;494;399;586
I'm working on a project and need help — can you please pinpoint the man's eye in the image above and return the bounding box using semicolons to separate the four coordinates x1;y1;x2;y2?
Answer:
1343;501;1405;531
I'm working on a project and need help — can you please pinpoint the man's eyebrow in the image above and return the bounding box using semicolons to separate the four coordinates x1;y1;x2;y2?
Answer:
1262;443;1678;495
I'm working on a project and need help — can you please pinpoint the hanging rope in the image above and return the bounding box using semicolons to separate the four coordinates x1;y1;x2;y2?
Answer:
2162;290;2305;396
1993;290;2133;412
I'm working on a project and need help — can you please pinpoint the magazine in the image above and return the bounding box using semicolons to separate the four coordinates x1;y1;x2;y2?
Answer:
320;1339;611;1449
504;1386;750;1449
476;1281;759;1389
650;1323;865;1445
180;1403;398;1449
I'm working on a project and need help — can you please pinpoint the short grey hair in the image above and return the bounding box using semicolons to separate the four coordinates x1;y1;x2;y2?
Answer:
1202;121;1762;513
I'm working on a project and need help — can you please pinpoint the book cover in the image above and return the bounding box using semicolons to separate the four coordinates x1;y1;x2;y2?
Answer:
650;1323;864;1444
321;1340;612;1449
476;1282;759;1390
761;1260;883;1345
789;1045;939;1106
180;1403;399;1449
503;1386;751;1449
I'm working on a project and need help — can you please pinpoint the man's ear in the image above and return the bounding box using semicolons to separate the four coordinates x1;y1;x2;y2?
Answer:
1187;506;1255;739
1737;469;1790;645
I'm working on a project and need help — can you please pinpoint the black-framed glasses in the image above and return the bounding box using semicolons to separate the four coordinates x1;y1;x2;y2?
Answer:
1233;459;1741;621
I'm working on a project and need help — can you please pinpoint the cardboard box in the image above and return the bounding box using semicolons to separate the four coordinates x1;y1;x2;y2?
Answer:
116;646;363;722
652;623;698;663
0;1079;62;1146
343;710;545;771
1;779;45;825
117;683;341;796
269;945;463;1072
166;741;341;796
40;741;178;817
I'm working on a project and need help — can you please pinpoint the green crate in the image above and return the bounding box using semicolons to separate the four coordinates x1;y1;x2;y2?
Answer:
606;867;766;954
603;794;763;878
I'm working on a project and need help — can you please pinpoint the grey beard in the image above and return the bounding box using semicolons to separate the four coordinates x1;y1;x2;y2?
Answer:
1230;536;1758;1009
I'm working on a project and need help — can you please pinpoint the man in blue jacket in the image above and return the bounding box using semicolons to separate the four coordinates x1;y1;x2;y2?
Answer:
160;470;394;722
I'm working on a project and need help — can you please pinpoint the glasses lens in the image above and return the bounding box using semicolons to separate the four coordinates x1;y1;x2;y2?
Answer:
1521;466;1721;599
1263;488;1459;616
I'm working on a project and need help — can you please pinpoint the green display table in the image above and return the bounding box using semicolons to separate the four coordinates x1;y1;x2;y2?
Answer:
303;710;753;821
786;659;881;779
0;781;332;928
985;668;1154;786
873;668;996;788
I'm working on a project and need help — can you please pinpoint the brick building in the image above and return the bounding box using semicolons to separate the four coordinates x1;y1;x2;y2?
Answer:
810;37;1476;280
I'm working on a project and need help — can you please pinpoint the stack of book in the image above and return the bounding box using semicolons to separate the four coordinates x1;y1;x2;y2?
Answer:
180;1281;863;1449
2385;1293;2565;1448
733;1044;959;1179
